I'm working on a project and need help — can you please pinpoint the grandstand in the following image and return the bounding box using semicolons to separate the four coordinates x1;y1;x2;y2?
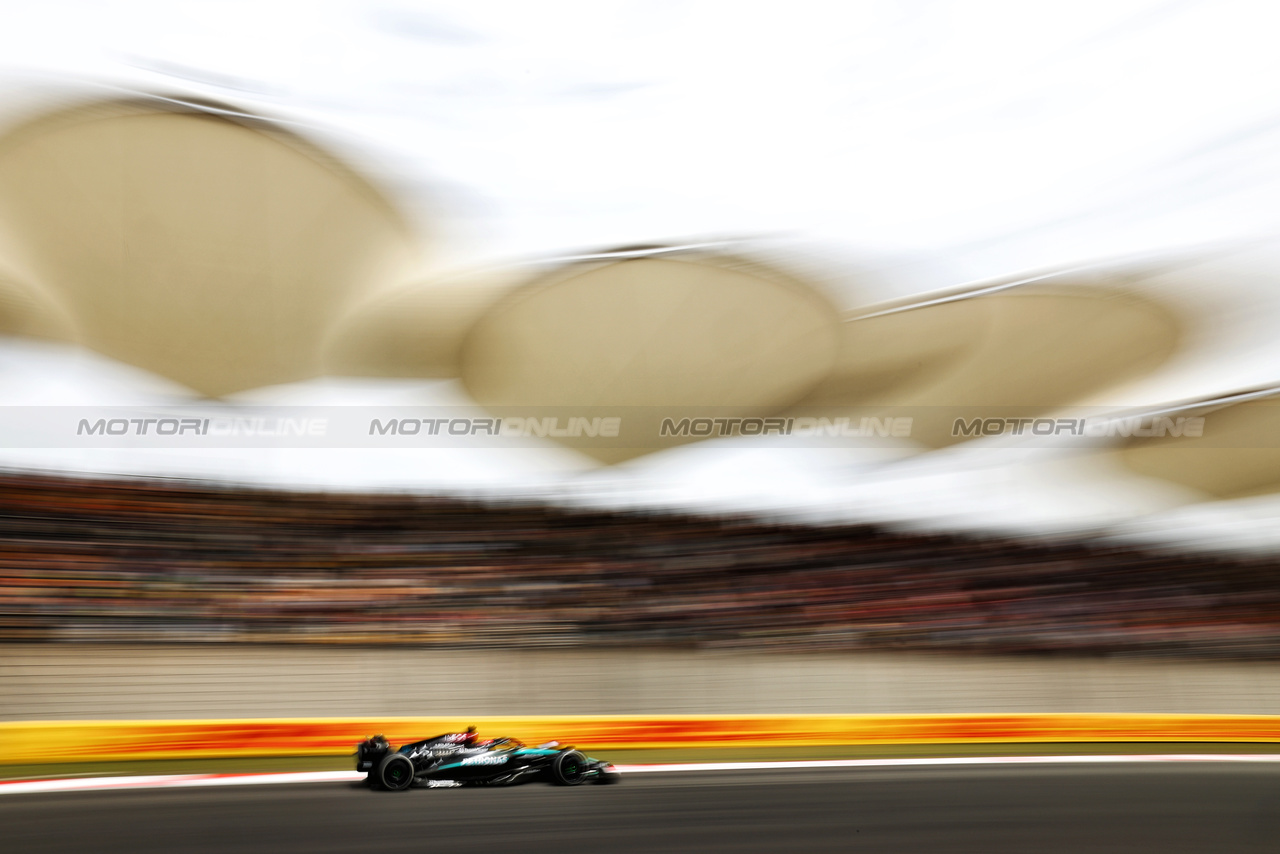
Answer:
1;35;1280;686
3;471;1277;660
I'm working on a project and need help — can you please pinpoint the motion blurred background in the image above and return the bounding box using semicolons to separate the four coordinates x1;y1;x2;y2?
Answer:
5;0;1280;723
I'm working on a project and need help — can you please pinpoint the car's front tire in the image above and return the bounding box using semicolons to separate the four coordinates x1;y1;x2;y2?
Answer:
551;749;587;786
376;753;415;791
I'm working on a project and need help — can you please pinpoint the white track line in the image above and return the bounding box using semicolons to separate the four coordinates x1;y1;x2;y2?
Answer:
617;755;1280;773
0;771;363;796
5;756;1280;795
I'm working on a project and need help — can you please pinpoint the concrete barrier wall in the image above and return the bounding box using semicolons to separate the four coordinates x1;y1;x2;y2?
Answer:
4;644;1280;720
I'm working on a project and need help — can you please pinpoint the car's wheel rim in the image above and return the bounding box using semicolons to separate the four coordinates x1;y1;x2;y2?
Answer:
562;756;582;780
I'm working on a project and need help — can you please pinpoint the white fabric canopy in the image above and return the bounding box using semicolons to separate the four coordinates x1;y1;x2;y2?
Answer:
1;1;1279;549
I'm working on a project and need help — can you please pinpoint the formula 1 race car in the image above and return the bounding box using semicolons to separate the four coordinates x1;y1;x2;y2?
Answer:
356;730;621;791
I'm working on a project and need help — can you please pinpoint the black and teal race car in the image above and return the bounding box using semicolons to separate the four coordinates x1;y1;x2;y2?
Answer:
356;732;621;791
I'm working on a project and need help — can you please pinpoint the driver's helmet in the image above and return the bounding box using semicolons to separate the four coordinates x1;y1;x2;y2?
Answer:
463;725;478;746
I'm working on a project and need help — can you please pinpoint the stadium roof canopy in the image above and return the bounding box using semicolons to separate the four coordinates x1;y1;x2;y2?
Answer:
0;97;422;397
0;97;1186;463
2;2;1280;549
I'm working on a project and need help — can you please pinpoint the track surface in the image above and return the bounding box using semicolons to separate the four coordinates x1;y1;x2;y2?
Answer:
6;765;1280;853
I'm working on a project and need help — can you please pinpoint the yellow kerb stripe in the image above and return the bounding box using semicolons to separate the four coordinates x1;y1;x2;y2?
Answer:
4;714;1280;764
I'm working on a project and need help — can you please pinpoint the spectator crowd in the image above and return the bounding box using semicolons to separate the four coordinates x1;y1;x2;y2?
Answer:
2;472;1279;659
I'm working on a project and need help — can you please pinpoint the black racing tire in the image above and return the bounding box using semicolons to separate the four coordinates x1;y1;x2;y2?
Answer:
551;749;588;786
376;753;415;791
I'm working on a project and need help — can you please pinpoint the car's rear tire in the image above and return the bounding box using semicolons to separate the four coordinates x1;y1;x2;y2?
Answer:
376;753;415;791
551;749;587;786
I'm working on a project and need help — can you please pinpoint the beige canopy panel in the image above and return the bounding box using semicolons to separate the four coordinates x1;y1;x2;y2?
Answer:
324;268;520;380
1120;391;1280;499
793;278;1184;447
0;96;421;396
0;263;75;341
458;251;841;463
461;252;841;407
0;219;77;340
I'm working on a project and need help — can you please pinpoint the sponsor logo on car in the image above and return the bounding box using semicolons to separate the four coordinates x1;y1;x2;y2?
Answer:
461;754;509;766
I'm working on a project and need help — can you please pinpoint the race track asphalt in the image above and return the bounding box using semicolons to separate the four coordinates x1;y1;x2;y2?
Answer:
5;764;1280;853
